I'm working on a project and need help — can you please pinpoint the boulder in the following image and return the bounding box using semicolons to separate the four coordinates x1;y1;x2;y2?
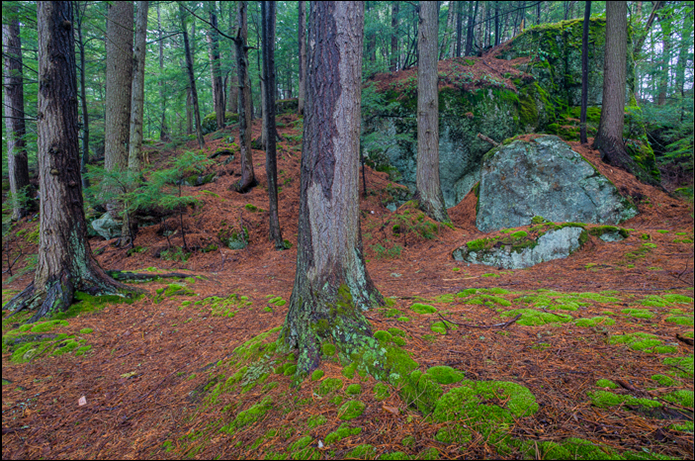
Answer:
452;226;587;270
91;213;121;240
476;136;637;232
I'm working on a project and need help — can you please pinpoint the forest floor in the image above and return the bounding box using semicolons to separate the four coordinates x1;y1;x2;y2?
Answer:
2;113;694;460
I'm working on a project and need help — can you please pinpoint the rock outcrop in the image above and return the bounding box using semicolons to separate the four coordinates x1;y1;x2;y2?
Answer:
476;136;637;233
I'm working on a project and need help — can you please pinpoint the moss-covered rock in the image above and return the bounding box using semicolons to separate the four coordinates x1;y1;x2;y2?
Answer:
201;111;239;135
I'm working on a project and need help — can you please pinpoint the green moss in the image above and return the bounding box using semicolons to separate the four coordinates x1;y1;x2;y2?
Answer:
289;435;312;452
401;435;416;447
317;377;343;396
373;382;390;401
338;400;366;420
324;422;361;445
588;390;661;409
430;321;457;334
621;308;655;319
651;374;676;386
322;343;336;356
611;332;664;352
501;309;572;326
307;414;327;430
664;355;694;378
665;315;693;326
415;447;439;460
529;437;624;460
464;294;512;307
28;319;69;333
396;316;410;322
669;421;694;433
410;303;437;314
434;294;455;303
662;294;693;304
425;366;465;384
346;384;362;395
345;444;376;460
342;362;357;379
311;369;324;381
378;452;410;460
596;379;617;389
222;396;274;433
53;338;81;356
374;330;393;343
662;390;693;408
574;316;615;327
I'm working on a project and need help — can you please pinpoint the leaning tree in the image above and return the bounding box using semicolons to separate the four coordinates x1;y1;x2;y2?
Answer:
280;1;384;375
4;1;142;323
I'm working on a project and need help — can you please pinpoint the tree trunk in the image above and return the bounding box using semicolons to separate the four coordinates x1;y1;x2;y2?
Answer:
157;4;169;142
298;1;307;114
261;1;284;250
180;7;205;149
75;1;90;190
2;5;31;220
207;2;225;130
465;1;477;56
416;1;449;223
657;13;671;106
227;4;239;113
128;1;148;172
633;1;663;58
233;1;256;193
439;0;455;60
580;1;591;145
4;1;142;323
282;1;383;376
675;8;693;100
456;1;463;57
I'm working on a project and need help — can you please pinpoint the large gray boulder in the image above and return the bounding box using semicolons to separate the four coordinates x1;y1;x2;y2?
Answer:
476;136;637;233
91;213;121;240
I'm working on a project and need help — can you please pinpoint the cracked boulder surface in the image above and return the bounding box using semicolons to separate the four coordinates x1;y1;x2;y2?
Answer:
476;135;637;232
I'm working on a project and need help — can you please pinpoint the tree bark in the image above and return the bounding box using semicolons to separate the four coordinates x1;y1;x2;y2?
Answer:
298;1;307;114
282;1;383;376
180;6;205;149
580;1;591;145
207;2;225;130
456;1;463;57
2;5;31;220
4;1;142;323
227;4;239;113
233;1;256;193
75;1;90;190
262;1;283;250
656;12;671;106
128;1;148;172
439;0;455;60
633;1;663;58
416;1;449;223
157;4;169;142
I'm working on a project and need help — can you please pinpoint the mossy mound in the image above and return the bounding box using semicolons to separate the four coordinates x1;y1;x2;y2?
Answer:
610;333;675;353
500;309;573;326
337;400;366;420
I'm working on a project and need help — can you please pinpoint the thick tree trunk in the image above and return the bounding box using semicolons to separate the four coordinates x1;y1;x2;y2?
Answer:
282;1;383;376
180;6;205;149
580;1;591;145
2;7;31;220
4;1;142;323
207;3;225;130
262;1;283;250
75;1;90;190
416;1;449;223
128;1;148;172
233;1;256;193
298;1;307;114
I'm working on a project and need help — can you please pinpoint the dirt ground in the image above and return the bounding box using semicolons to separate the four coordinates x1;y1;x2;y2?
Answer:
2;114;693;460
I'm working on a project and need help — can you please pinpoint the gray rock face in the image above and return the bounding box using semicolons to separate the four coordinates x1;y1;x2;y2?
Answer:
91;213;121;240
452;226;587;269
476;136;637;233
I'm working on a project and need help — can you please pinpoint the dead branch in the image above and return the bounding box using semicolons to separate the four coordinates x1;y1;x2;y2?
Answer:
477;133;499;147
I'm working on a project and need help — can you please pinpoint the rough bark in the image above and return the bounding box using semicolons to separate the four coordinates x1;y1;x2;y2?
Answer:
282;1;383;376
657;12;671;106
227;4;239;113
261;1;284;250
456;1;463;57
416;1;449;223
180;6;205;149
439;0;455;60
580;1;591;145
233;1;256;193
391;2;400;70
2;6;31;220
298;1;307;114
157;4;169;142
128;0;148;172
75;1;90;189
207;3;225;130
4;1;142;323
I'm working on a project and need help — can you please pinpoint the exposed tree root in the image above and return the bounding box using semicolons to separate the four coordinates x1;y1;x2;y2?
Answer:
232;176;258;194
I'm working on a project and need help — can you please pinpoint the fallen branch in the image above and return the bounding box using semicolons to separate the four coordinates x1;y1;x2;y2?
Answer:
437;312;521;329
676;334;694;346
477;133;499;147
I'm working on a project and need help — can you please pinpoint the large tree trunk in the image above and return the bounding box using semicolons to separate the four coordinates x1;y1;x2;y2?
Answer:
233;1;256;193
298;1;307;114
2;6;31;221
262;1;284;250
416;1;449;223
207;2;225;130
180;6;205;149
128;0;148;172
580;1;591;145
75;1;90;190
4;1;142;323
104;1;133;225
282;1;383;376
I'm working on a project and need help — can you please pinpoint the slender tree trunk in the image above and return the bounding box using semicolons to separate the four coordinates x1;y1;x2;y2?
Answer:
4;1;142;323
391;2;400;69
675;9;693;99
128;1;148;172
104;1;133;224
157;4;169;142
580;1;591;145
456;1;463;57
495;2;500;46
233;1;256;193
465;1;476;56
262;1;283;250
207;2;225;130
3;6;31;220
180;5;205;149
75;2;90;189
366;2;377;64
282;1;383;376
657;13;671;106
633;1;663;58
227;4;239;113
298;1;307;114
440;0;455;60
416;1;449;223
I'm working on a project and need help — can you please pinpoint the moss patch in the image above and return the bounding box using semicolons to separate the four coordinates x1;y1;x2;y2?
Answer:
501;309;572;326
410;303;437;314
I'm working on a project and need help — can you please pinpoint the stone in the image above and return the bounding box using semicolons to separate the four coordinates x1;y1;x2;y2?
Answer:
91;212;121;240
476;135;637;233
452;226;587;270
